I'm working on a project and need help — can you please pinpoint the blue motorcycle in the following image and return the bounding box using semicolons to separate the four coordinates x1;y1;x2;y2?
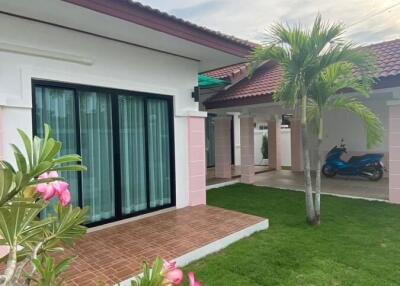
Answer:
322;140;384;181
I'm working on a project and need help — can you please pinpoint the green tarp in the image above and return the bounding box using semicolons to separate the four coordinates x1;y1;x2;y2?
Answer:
198;74;228;88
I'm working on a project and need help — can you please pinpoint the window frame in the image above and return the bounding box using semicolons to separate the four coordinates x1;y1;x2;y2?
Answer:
32;79;176;227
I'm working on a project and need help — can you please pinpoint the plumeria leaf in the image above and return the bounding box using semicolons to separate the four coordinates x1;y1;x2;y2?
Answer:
17;129;33;170
0;168;14;202
30;162;53;178
11;144;28;174
53;154;82;164
51;165;87;172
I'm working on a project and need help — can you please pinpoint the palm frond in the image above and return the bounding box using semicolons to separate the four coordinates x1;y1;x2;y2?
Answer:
248;45;289;77
327;96;383;148
310;14;345;57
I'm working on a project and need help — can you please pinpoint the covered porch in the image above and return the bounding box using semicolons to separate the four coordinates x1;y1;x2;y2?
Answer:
203;97;396;201
200;50;400;202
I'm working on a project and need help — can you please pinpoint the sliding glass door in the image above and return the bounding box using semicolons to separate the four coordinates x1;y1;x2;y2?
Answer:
147;99;172;208
118;95;147;214
79;91;115;222
33;81;175;225
34;87;79;217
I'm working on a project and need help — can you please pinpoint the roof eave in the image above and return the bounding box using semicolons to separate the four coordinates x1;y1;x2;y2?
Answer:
63;0;255;57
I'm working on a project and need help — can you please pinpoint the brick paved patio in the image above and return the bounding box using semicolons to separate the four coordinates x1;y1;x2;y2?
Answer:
62;205;267;285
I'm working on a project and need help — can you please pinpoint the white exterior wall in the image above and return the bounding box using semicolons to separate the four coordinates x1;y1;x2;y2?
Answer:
254;128;291;166
309;94;390;171
281;129;291;167
0;13;200;209
322;97;389;153
233;113;241;166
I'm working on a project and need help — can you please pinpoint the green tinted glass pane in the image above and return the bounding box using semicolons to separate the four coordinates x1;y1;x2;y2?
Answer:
119;95;147;214
34;86;79;216
147;98;171;208
79;91;115;222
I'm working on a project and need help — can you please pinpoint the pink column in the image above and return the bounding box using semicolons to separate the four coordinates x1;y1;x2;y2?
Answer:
0;107;3;160
268;117;282;170
290;119;303;172
240;115;255;183
389;103;400;203
214;116;232;178
188;117;206;206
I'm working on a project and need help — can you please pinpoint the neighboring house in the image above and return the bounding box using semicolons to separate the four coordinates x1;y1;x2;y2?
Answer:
200;39;400;203
0;0;256;226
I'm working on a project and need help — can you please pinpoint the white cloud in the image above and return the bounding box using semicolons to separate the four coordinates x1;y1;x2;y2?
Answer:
138;0;400;44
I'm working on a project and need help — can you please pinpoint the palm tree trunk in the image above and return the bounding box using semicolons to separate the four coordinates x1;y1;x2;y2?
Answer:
301;95;317;224
314;118;323;224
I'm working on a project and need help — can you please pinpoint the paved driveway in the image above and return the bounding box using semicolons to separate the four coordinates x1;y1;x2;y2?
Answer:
254;170;389;200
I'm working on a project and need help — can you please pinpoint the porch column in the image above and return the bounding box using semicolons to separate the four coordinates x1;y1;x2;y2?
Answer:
214;116;232;178
188;116;207;206
268;116;282;170
290;119;303;172
389;101;400;203
240;115;255;183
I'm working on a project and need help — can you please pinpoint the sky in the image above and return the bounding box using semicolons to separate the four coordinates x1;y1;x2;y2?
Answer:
137;0;400;45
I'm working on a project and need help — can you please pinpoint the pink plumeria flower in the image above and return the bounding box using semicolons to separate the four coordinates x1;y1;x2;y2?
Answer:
35;183;56;201
36;172;58;201
162;260;177;273
188;272;202;286
163;268;184;286
59;188;71;207
35;171;71;206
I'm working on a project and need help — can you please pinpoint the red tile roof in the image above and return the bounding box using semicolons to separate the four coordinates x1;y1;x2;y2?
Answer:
204;62;283;108
203;63;249;80
366;39;400;78
204;39;400;108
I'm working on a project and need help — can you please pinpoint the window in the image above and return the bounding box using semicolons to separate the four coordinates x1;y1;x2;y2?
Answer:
33;81;175;226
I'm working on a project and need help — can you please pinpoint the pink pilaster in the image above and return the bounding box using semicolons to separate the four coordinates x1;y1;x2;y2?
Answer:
268;117;282;170
0;107;3;160
240;115;255;183
214;116;232;178
290;119;303;172
389;103;400;203
188;117;206;206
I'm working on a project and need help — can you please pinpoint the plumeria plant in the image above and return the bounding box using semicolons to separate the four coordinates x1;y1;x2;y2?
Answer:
131;258;202;286
0;124;88;286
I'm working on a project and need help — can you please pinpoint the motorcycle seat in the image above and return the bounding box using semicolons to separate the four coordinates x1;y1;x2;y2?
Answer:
348;156;365;163
348;154;383;163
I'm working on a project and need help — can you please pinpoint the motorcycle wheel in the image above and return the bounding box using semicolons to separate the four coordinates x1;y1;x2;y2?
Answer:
368;168;384;182
322;164;336;178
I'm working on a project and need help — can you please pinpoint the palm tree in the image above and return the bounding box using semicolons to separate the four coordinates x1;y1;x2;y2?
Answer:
250;15;375;224
307;62;383;220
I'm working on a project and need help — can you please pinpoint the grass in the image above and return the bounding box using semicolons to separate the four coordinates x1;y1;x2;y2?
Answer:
184;184;400;286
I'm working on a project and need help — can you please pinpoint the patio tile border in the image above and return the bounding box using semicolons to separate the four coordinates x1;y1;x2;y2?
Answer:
117;218;269;286
206;179;240;190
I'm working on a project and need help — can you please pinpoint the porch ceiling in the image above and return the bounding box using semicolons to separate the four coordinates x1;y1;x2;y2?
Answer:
59;205;268;286
207;101;291;121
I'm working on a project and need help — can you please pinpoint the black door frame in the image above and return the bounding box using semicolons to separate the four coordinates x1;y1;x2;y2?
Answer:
31;80;176;227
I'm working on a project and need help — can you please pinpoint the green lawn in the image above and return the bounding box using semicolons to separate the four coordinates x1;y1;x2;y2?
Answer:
184;184;400;286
